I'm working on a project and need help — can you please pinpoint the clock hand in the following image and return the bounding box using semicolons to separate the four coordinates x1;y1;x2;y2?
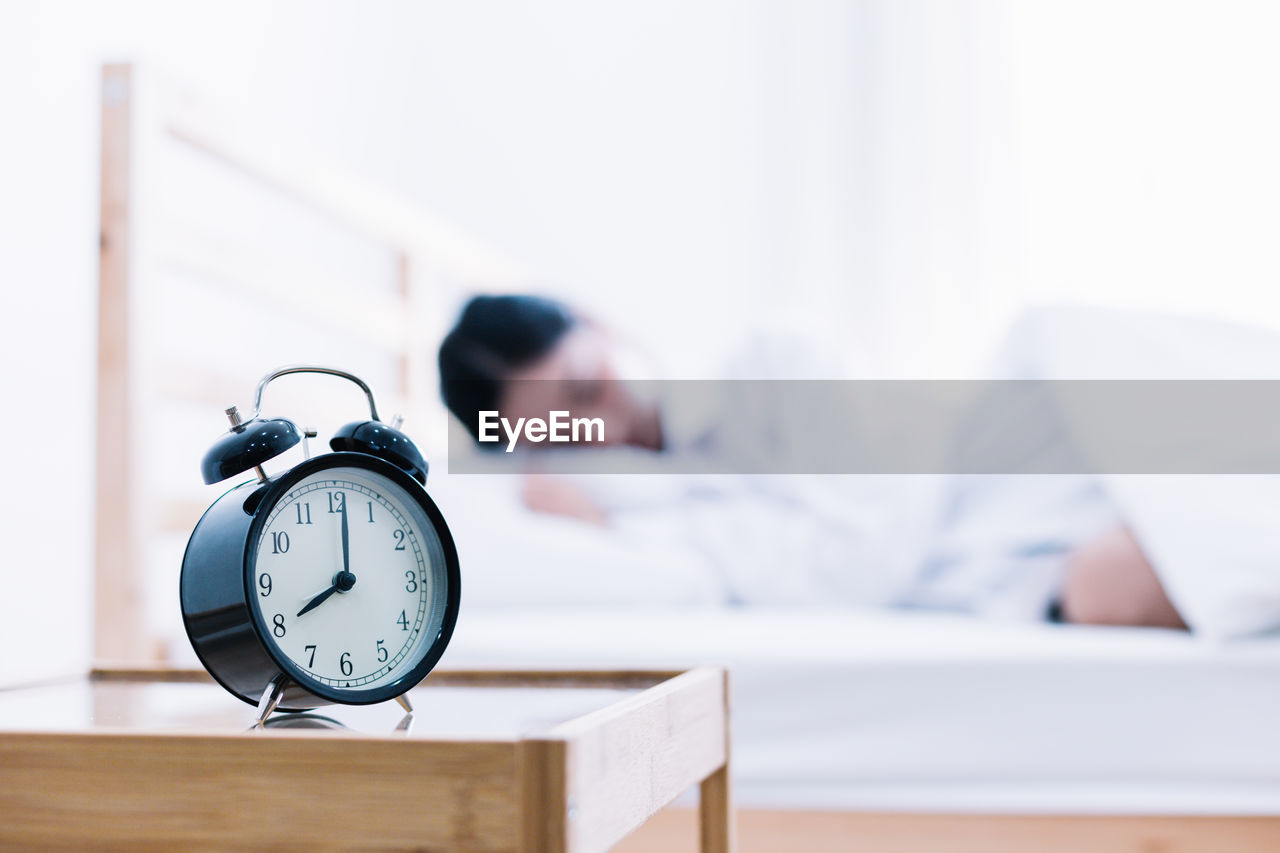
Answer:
297;584;339;618
297;501;357;619
340;496;352;577
296;569;358;618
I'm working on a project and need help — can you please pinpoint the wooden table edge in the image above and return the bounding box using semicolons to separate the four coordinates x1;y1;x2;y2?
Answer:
518;666;733;853
0;664;734;852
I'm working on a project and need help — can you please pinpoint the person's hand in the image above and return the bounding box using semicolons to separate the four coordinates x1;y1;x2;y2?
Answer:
521;474;609;527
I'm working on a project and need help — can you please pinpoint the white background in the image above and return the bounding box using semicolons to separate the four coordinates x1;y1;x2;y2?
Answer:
3;0;1280;679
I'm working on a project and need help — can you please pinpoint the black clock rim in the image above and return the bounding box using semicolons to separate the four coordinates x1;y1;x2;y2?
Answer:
242;451;461;706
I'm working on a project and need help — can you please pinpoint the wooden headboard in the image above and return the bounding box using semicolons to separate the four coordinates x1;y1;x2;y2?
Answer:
96;63;520;664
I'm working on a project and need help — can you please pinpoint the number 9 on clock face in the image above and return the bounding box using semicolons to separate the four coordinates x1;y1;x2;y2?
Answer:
250;465;453;701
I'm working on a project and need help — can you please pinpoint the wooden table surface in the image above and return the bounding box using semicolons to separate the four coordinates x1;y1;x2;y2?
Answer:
0;667;733;852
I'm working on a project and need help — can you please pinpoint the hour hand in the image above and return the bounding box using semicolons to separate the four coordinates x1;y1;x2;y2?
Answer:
296;570;356;617
297;584;338;618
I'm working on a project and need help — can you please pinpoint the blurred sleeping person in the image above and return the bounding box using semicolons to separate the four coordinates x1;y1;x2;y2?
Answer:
438;294;1186;631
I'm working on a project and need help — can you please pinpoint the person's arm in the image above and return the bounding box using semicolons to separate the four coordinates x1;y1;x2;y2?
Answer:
1059;525;1187;629
521;473;610;527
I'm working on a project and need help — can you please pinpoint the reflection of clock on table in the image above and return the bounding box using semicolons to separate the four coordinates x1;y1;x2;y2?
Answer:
180;366;461;723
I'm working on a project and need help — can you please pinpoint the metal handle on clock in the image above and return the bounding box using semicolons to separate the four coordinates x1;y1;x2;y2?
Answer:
247;366;382;424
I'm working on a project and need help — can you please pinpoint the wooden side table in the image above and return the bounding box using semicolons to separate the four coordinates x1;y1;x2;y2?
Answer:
0;667;733;852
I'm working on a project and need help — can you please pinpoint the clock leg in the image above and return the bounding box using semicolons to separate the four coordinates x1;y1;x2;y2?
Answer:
254;675;289;727
395;693;414;713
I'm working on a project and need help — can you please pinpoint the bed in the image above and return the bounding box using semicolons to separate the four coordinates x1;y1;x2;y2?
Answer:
445;606;1280;814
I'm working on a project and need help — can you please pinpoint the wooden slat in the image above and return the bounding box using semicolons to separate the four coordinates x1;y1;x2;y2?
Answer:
95;63;151;664
163;98;521;284
155;497;208;535
88;665;683;690
699;670;735;852
520;737;570;853
90;666;215;684
426;669;683;690
615;809;1280;853
156;234;412;348
397;250;414;399
700;767;734;853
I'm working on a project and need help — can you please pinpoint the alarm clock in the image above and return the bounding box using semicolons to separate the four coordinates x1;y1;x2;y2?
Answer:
180;366;460;723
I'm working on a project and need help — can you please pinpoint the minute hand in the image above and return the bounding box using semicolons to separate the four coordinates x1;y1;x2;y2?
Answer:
340;497;351;575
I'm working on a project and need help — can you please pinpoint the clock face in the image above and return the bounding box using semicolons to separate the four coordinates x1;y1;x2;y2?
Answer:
248;464;453;700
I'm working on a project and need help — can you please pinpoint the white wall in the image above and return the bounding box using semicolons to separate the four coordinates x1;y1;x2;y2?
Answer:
1009;1;1280;325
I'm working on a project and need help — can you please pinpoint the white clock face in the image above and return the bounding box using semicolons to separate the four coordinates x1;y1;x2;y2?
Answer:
251;465;451;694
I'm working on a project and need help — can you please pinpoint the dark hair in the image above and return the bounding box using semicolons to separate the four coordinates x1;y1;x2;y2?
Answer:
438;294;575;440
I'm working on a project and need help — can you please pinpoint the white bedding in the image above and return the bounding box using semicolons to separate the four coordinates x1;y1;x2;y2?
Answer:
431;306;1280;638
443;606;1280;813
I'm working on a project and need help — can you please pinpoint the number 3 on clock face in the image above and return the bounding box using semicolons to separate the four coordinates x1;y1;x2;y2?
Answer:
250;464;453;700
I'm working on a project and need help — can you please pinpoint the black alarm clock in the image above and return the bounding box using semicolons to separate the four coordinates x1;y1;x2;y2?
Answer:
180;366;460;723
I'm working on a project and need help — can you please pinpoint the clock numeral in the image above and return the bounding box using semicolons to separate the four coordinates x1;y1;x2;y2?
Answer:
367;501;375;523
376;639;388;663
404;570;418;593
295;502;312;525
304;644;317;667
397;609;409;631
393;529;406;551
271;531;290;554
327;491;345;513
272;614;286;637
258;574;272;597
339;651;353;677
